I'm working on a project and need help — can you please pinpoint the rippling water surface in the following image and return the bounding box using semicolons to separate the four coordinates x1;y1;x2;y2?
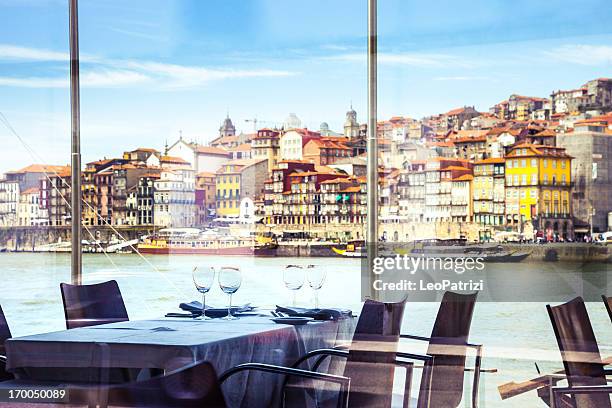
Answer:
1;253;610;407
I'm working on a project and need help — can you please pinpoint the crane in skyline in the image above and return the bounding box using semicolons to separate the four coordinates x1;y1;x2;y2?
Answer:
244;118;279;132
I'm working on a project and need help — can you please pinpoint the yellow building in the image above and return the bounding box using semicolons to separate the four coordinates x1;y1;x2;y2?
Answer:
473;158;505;232
516;101;530;121
215;164;242;217
505;143;573;239
215;158;268;217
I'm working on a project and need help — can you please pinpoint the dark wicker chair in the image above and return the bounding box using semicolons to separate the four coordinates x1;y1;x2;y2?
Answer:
399;291;480;408
547;297;612;408
60;280;129;329
70;358;350;408
0;305;13;381
288;298;409;408
602;295;612;322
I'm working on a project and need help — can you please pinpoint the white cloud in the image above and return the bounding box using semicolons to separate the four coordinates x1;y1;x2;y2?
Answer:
545;45;612;65
81;70;150;87
0;70;150;88
325;52;474;68
122;61;295;89
434;76;489;81
0;76;66;88
0;44;68;62
320;44;351;51
0;43;298;89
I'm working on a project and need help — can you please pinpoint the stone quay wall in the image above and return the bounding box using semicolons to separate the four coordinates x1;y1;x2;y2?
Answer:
0;226;156;252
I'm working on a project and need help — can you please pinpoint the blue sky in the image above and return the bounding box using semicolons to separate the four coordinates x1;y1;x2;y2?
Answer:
0;0;611;172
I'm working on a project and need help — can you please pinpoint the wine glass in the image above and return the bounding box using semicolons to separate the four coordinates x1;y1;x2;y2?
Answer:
283;265;305;307
218;266;242;320
306;265;326;309
192;266;215;320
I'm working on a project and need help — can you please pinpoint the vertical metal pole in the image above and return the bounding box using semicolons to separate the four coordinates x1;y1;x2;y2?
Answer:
69;0;82;284
366;0;379;299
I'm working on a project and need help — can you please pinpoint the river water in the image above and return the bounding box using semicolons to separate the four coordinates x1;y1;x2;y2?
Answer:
0;252;610;407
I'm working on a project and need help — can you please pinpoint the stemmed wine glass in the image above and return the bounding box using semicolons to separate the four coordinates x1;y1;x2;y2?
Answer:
192;266;215;320
306;265;326;309
284;265;305;307
218;266;242;320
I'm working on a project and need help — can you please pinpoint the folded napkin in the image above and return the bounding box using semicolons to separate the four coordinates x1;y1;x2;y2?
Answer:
276;306;352;321
179;302;254;318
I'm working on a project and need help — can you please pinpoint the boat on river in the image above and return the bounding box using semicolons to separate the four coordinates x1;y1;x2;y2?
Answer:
137;228;277;256
332;239;530;262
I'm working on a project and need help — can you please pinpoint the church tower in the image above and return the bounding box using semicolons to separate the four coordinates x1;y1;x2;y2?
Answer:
344;105;359;138
219;115;236;138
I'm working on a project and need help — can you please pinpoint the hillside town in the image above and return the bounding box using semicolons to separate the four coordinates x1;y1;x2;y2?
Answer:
1;77;611;243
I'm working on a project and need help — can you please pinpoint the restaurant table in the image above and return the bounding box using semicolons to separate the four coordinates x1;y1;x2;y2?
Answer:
5;315;356;408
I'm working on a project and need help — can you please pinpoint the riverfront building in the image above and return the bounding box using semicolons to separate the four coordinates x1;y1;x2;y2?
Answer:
505;144;573;239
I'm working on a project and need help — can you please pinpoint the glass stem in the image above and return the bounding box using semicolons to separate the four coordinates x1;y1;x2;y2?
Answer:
314;290;319;309
292;290;297;307
202;292;206;318
228;294;232;317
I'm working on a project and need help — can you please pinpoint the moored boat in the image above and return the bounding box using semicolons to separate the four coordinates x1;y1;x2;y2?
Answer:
137;228;277;256
332;239;530;262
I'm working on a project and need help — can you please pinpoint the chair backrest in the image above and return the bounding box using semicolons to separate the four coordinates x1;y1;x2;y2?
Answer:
547;297;610;408
71;360;227;408
60;280;129;329
0;304;12;357
417;291;478;408
602;295;612;322
0;305;13;381
343;298;407;408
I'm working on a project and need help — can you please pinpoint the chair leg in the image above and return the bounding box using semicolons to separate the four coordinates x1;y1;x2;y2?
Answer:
403;365;413;408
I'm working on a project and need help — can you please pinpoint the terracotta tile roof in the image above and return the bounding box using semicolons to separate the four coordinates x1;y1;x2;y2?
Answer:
195;146;231;156
21;187;40;194
289;171;322;177
453;174;474;181
341;186;362;193
427;141;455;147
224;158;266;167
509;143;571;158
131;147;159;153
451;130;488;139
445;166;471;171
229;143;252;152
197;172;216;178
535;129;556;137
475;157;505;164
321;177;352;184
446;107;470;116
486;127;511;136
160;156;190;164
453;136;486;143
7;164;70;174
216;158;266;174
